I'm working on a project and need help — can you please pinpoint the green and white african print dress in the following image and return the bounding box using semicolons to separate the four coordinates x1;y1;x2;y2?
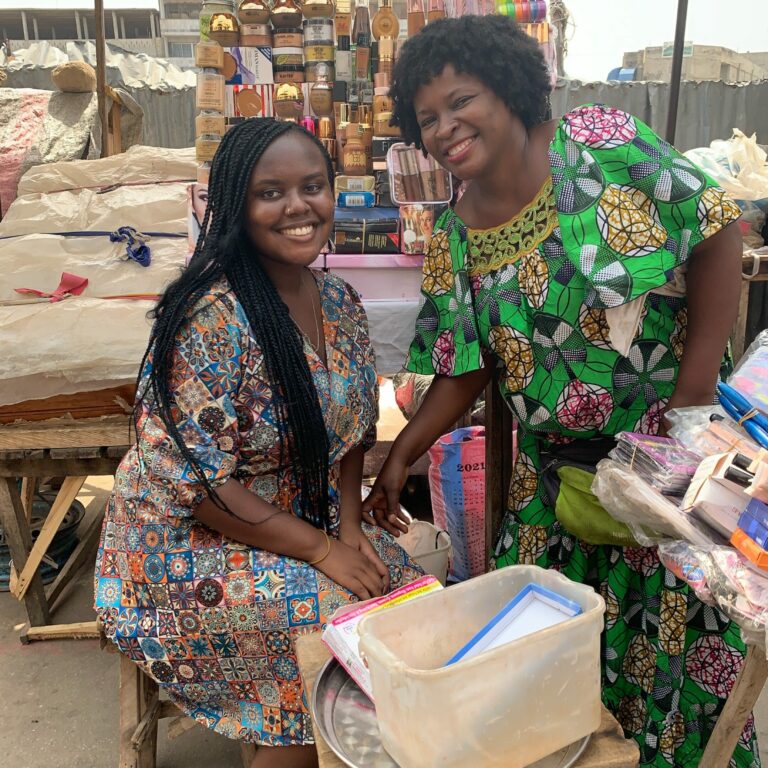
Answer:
407;105;756;767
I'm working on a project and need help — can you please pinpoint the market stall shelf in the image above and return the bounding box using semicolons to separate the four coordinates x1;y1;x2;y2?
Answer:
0;416;131;642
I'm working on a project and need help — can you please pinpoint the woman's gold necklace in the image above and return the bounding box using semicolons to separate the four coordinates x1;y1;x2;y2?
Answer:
300;269;324;355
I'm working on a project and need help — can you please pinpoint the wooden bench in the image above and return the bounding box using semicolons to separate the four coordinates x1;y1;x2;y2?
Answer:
0;416;132;642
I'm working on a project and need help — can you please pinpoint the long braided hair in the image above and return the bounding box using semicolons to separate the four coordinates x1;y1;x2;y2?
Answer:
137;119;334;530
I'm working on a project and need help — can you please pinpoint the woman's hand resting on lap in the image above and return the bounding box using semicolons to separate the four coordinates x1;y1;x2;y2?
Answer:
314;536;390;600
339;525;391;594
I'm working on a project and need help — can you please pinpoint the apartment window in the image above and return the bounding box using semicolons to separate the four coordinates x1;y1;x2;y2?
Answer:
168;41;194;58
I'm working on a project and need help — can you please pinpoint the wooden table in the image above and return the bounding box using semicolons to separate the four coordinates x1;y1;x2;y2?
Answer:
0;416;130;642
295;633;640;768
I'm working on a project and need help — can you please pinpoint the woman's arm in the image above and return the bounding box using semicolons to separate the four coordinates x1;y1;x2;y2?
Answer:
194;479;387;598
339;444;365;536
337;443;391;589
666;221;742;417
362;366;492;535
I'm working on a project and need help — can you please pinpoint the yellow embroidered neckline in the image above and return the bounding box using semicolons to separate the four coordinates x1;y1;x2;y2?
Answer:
466;177;557;275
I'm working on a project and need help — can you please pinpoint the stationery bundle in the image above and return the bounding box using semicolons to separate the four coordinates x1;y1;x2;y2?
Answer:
609;432;701;497
322;575;443;700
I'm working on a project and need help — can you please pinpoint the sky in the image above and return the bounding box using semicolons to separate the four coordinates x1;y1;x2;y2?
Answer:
562;0;768;81
1;0;766;81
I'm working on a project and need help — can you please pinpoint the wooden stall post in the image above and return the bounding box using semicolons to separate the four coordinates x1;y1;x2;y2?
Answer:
94;0;110;157
483;376;513;572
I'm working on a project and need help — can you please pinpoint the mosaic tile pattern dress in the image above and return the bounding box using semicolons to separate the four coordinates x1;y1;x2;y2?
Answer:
94;270;422;746
406;106;757;767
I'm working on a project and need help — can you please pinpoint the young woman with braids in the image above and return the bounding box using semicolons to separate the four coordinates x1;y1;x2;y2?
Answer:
94;119;421;767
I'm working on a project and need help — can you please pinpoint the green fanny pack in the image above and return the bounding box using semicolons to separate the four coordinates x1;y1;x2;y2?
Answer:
539;439;640;548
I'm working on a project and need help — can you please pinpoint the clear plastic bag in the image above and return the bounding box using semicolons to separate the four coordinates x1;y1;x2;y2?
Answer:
658;540;768;647
730;329;768;415
592;459;713;548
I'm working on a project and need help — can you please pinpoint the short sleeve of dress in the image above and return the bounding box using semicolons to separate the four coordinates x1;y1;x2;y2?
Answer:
137;289;246;510
553;104;742;309
405;210;485;376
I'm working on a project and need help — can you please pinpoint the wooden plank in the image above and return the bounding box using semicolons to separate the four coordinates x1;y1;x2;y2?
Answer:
0;457;122;478
700;644;768;768
11;476;86;600
166;715;197;741
47;506;106;612
732;278;751;364
0;477;50;626
49;446;105;460
23;620;100;642
0;415;132;450
131;699;161;750
119;653;143;768
139;658;159;767
484;378;513;572
0;385;135;425
20;477;37;523
158;700;181;720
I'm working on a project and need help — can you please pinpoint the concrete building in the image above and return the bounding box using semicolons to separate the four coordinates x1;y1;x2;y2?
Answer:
0;2;199;70
622;44;768;83
157;0;199;70
0;6;165;59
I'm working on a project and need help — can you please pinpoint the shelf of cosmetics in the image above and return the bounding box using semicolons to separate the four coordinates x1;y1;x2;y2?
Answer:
201;0;401;77
195;76;410;170
201;0;442;50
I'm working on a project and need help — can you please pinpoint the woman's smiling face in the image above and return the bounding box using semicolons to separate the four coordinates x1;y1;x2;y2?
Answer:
244;130;334;269
414;65;522;181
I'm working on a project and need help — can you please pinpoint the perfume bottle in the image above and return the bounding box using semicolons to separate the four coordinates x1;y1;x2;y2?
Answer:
371;0;399;40
427;0;445;22
407;0;425;37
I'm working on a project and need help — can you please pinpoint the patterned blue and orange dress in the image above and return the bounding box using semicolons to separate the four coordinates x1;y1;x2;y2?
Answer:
94;270;421;746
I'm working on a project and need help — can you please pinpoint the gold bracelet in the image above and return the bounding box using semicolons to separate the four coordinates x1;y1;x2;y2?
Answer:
308;530;332;566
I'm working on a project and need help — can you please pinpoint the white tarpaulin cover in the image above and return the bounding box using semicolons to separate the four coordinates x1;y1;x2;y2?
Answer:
0;145;196;406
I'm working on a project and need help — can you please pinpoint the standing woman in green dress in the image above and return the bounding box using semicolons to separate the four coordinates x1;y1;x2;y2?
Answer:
362;15;755;768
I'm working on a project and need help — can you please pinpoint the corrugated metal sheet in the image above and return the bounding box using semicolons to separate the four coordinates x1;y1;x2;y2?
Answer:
551;79;768;152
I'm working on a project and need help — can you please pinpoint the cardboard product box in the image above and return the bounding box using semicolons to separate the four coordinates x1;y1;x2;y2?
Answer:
375;170;394;207
400;204;446;255
225;85;274;118
333;207;400;254
373;136;400;163
224;46;274;85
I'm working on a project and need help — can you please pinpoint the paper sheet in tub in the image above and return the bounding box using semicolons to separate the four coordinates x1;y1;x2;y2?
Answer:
447;584;582;665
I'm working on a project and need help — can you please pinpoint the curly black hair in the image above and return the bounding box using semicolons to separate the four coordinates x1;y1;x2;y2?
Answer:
390;15;552;149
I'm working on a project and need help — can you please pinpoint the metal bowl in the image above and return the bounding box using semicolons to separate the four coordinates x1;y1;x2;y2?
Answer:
311;658;591;768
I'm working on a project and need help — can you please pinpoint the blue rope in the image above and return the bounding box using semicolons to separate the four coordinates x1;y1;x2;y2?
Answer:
109;226;153;267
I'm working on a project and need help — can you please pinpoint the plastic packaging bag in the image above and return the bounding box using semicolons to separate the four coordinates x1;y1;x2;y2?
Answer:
427;426;487;582
592;459;713;547
730;329;768;415
685;130;768;248
658;540;768;647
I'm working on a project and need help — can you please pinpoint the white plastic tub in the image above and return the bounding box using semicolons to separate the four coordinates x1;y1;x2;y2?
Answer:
357;565;606;768
396;520;452;586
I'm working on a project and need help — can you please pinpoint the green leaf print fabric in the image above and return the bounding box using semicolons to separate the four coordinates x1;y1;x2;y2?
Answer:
407;105;756;767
